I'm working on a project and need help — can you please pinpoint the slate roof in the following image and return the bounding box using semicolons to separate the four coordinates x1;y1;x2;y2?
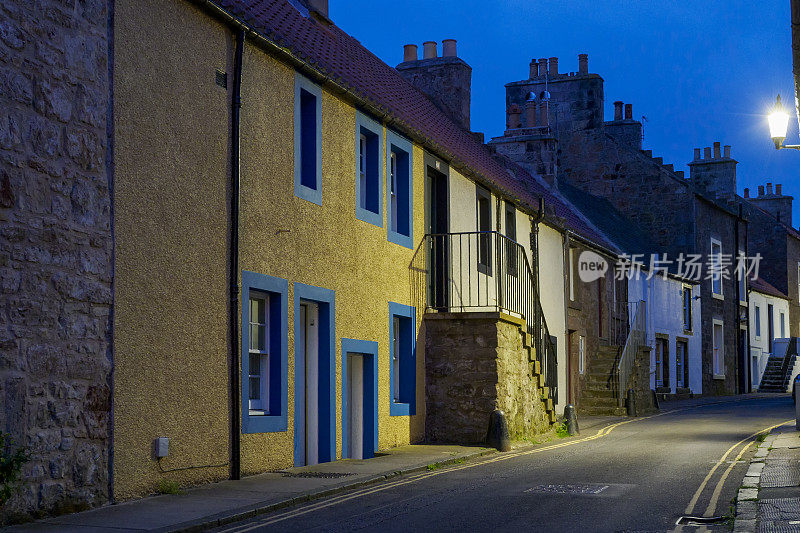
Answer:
750;276;789;300
209;0;617;252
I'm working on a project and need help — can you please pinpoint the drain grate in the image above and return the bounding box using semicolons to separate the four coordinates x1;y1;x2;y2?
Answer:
281;471;355;479
676;515;727;526
525;483;609;495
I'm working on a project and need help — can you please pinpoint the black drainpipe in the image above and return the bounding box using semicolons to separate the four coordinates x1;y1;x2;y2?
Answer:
229;27;245;481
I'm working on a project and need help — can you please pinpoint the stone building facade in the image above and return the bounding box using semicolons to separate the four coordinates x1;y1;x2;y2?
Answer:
0;0;112;521
490;55;748;395
743;184;800;338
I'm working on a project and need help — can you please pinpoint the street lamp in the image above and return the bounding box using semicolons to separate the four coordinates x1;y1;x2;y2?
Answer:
768;94;800;150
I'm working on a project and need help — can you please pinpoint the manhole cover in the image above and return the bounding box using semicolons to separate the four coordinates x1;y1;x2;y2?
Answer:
282;472;355;479
525;483;609;495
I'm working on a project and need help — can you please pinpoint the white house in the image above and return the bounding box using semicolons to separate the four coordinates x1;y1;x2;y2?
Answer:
628;272;702;395
749;276;791;390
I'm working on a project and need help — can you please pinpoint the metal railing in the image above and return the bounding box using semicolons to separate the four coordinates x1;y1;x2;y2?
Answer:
410;231;558;404
617;300;646;407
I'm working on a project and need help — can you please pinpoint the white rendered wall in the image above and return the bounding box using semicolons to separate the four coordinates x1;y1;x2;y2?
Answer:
749;290;790;390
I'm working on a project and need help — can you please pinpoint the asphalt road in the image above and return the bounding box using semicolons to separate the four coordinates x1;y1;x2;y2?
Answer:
212;395;794;533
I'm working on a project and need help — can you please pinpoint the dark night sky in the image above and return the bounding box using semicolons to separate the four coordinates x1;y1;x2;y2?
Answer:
334;0;800;225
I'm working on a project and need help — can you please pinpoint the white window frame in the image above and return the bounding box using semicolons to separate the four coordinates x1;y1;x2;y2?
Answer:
248;293;270;414
654;339;664;386
682;285;693;333
578;335;585;375
675;340;687;389
569;248;575;302
781;311;786;338
738;249;747;304
711;238;723;299
712;319;725;379
797;262;800;302
755;306;761;339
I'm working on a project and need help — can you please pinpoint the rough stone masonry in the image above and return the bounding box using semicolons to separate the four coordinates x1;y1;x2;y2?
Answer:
0;0;112;521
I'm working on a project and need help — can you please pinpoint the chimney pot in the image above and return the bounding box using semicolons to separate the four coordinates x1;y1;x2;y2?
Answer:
538;58;548;77
442;39;457;57
578;53;588;74
403;44;418;62
423;41;437;59
613;101;623;121
525;99;537;127
549;57;558;76
723;145;731;158
744;187;750;198
704;147;712;159
767;182;773;195
758;185;765;196
624;103;633;120
693;148;701;160
777;183;783;195
713;142;721;159
529;60;538;79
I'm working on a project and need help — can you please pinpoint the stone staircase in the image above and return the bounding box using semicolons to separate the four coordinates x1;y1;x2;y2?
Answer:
520;328;559;425
758;355;797;393
579;344;627;416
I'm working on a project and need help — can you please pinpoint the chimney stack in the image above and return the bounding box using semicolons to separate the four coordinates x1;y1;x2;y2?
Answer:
403;44;418;62
767;182;773;195
442;39;457;57
724;145;731;158
704;146;712;159
694;148;701;160
529;59;538;79
613;101;623;121
777;183;783;195
744;187;750;198
578;53;588;74
713;142;721;159
538;58;548;77
539;101;549;126
758;185;765;196
507;104;522;129
549;57;558;76
422;41;437;59
624;103;632;120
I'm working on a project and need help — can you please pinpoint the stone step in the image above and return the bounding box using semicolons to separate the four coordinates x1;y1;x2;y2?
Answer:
578;405;627;417
580;397;618;408
581;389;617;400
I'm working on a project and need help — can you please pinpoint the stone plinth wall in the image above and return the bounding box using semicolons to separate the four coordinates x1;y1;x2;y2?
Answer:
0;0;111;522
630;346;657;415
425;312;551;444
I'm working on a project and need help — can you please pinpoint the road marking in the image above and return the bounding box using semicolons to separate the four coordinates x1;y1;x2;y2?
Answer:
219;400;784;532
682;419;792;520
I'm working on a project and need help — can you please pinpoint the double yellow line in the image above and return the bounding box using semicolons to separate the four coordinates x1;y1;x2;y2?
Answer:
681;418;792;522
220;416;648;532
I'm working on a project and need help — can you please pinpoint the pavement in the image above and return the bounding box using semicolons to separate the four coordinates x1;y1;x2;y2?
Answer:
734;422;800;532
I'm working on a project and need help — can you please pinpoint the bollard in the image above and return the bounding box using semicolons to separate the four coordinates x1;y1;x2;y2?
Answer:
564;404;579;436
486;409;511;451
795;381;800;431
651;388;659;410
626;388;637;417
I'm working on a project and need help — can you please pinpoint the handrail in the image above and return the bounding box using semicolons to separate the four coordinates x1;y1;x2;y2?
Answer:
617;300;646;407
410;231;558;404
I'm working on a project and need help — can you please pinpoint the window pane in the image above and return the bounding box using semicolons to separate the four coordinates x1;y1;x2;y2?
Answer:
250;353;260;375
249;377;260;400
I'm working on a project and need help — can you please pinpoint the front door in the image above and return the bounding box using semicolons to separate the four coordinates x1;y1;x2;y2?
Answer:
427;166;449;310
344;351;376;460
297;302;320;465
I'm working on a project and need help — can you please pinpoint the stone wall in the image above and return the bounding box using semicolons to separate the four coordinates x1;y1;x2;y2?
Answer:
0;0;111;521
424;313;551;444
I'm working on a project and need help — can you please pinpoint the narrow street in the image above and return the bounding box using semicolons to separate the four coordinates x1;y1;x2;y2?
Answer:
213;396;794;533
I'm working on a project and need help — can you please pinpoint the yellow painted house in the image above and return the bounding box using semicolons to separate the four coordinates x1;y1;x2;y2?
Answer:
111;0;601;500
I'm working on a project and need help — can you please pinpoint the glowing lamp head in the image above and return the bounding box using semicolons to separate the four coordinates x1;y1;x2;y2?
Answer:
769;94;790;149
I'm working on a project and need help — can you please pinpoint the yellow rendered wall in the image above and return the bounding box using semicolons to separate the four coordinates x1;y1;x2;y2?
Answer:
112;0;231;499
238;45;426;474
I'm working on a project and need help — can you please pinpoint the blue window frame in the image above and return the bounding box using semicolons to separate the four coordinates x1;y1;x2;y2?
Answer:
386;131;413;249
294;74;322;205
293;283;336;466
241;271;288;434
341;338;379;459
389;302;416;416
355;111;383;227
